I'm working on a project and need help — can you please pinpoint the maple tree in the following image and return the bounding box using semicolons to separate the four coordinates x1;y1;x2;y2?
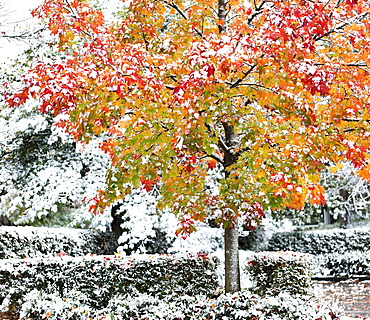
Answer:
7;0;370;292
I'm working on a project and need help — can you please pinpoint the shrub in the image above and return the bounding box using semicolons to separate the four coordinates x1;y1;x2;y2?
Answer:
314;251;370;277
0;226;118;259
18;290;339;320
266;227;370;255
19;290;92;320
245;251;313;296
0;254;219;312
266;228;370;277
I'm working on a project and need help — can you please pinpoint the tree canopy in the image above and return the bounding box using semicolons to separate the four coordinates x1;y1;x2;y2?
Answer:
7;0;370;292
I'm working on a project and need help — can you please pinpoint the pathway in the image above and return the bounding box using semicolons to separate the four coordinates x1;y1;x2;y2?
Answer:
0;310;17;320
314;279;370;319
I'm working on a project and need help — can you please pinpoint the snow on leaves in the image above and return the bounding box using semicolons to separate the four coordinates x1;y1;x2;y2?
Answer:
7;0;370;236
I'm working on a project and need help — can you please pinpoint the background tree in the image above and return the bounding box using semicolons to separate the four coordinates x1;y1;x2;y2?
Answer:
0;2;102;227
0;71;110;227
8;0;370;292
285;162;370;227
0;0;45;54
323;162;370;226
1;49;174;254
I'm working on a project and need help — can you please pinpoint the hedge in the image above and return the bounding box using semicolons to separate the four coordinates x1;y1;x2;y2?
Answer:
266;228;370;277
18;290;339;320
0;253;219;312
245;251;313;296
314;250;370;277
266;227;370;255
0;226;118;259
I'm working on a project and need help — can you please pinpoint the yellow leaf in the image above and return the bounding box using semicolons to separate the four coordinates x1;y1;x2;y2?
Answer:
255;170;266;180
308;173;320;183
328;162;344;174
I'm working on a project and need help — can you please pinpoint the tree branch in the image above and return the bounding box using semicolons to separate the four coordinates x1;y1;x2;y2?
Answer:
247;0;267;25
209;153;224;163
161;0;204;38
313;11;369;41
0;27;45;40
228;64;257;89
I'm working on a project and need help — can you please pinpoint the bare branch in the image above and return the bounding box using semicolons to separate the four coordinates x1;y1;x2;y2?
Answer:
219;137;231;152
0;27;45;41
209;153;224;163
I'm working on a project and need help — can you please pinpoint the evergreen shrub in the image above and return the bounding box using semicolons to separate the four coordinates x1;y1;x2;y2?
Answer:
18;290;339;320
314;251;370;277
267;228;370;277
267;228;370;255
0;226;118;259
0;254;219;312
245;251;313;296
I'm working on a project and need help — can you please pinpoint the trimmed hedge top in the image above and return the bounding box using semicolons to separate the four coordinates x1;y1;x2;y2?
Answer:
0;226;118;259
267;227;370;255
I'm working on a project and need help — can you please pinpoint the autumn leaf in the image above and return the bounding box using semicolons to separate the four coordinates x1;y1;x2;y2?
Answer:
357;164;370;182
207;158;218;170
308;185;326;206
328;163;344;174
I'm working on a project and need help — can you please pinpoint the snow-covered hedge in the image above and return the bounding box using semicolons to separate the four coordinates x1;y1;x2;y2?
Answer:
267;227;370;254
17;290;339;320
245;251;313;296
0;226;118;259
0;254;219;312
314;250;370;277
266;228;370;277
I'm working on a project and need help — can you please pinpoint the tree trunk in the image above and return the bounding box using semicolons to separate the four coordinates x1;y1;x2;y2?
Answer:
217;0;241;293
0;215;13;226
322;204;331;224
110;203;126;237
221;122;241;293
339;189;351;228
224;219;241;293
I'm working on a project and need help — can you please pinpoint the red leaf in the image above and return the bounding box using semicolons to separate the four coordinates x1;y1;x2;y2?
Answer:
346;0;358;6
7;89;29;107
140;177;158;192
207;159;218;170
205;64;215;77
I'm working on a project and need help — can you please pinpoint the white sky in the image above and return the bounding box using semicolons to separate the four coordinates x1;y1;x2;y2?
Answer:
0;0;42;63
